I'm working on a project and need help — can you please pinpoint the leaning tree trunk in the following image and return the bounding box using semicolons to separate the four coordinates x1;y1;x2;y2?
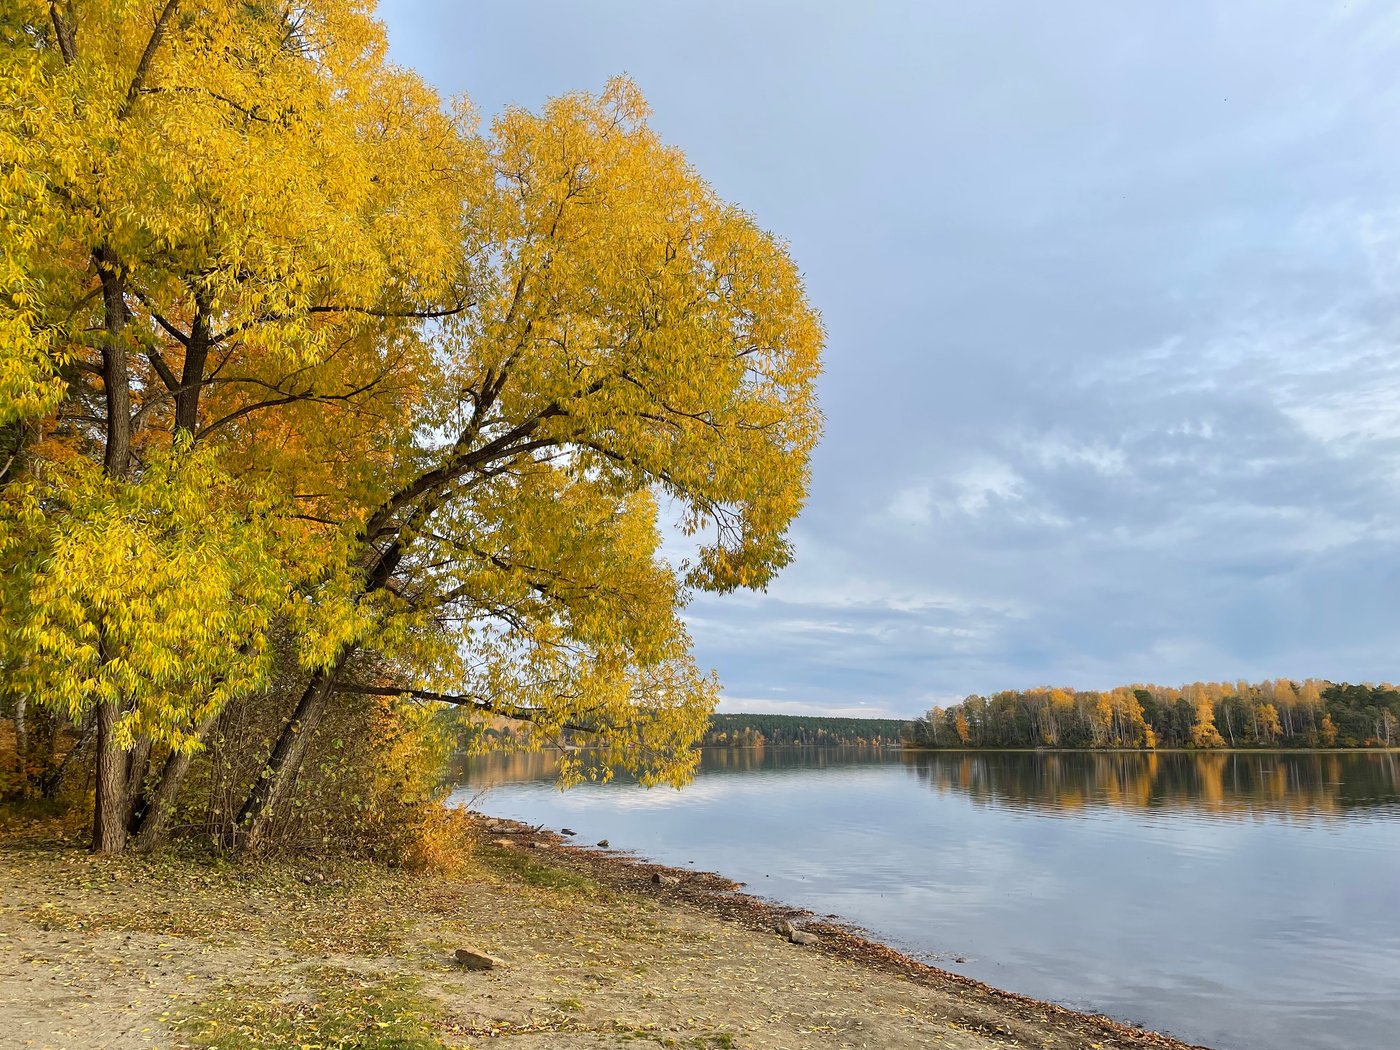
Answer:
235;533;407;852
235;652;350;852
132;711;219;851
132;748;193;852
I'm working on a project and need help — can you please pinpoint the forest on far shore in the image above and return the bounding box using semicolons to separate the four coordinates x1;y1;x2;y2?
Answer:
702;713;906;747
901;680;1400;750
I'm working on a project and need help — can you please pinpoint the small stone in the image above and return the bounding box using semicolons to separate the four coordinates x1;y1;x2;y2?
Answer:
560;828;577;836
490;838;514;848
454;947;503;971
789;931;819;946
596;839;610;848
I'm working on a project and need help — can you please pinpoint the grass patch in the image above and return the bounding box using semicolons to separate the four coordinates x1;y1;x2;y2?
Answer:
477;843;602;894
177;967;449;1050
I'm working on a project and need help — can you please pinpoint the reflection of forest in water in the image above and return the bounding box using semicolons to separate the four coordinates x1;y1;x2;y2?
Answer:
901;749;1400;818
452;744;899;787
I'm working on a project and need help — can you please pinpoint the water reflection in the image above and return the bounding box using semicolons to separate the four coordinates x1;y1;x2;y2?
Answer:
901;750;1400;821
451;743;900;787
451;746;1400;1050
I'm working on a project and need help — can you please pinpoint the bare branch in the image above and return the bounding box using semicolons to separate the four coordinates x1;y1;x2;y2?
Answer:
333;682;601;734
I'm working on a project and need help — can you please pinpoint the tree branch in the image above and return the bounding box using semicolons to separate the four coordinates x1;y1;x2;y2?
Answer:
118;0;181;122
47;2;76;65
333;682;601;734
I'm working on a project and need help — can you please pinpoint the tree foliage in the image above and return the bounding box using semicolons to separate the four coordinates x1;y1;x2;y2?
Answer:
702;713;906;747
0;2;822;854
902;679;1400;750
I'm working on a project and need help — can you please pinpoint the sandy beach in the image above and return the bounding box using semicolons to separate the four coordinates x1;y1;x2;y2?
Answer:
0;817;1207;1050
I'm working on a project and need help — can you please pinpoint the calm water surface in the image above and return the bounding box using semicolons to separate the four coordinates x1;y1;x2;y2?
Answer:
449;748;1400;1050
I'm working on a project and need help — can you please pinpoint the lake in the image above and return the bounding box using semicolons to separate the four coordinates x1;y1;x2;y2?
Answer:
448;748;1400;1050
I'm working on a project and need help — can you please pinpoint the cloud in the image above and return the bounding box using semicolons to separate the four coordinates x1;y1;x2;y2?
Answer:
886;485;934;527
945;459;1024;515
382;0;1400;717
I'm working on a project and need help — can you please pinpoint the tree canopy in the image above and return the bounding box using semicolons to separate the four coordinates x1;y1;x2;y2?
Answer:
0;1;822;853
703;713;906;748
903;679;1399;750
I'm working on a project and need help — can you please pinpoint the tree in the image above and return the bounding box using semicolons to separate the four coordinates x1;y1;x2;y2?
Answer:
954;711;971;745
2;0;477;852
1257;702;1283;745
235;79;822;849
1185;685;1225;749
1318;713;1339;747
3;5;822;853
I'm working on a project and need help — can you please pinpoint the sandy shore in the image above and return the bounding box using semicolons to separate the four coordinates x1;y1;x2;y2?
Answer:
0;818;1208;1049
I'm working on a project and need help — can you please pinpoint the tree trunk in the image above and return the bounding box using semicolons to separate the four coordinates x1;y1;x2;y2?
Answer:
233;533;408;852
95;253;132;479
86;248;136;853
12;695;25;789
235;652;350;852
92;699;129;854
133;712;218;852
40;713;87;799
132;747;193;852
173;302;210;436
121;736;153;833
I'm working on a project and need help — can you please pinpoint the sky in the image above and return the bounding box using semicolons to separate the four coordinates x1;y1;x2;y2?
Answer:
378;1;1400;719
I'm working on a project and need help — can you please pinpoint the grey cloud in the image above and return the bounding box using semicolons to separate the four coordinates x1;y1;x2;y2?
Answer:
381;1;1400;716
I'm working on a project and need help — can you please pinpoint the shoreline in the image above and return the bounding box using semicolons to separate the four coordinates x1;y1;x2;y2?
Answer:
479;814;1210;1050
897;745;1400;753
0;818;1213;1050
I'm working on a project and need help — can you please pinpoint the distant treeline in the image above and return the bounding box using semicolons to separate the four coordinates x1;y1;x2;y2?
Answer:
902;680;1400;750
704;713;906;747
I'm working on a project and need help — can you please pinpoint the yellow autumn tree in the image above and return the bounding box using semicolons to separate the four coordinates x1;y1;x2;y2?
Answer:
3;6;822;854
2;0;481;852
1257;702;1283;744
1187;685;1226;748
1318;712;1339;747
236;79;823;849
954;711;971;745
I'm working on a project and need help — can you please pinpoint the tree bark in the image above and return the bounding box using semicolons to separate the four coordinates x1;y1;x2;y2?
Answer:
95;253;132;478
12;695;25;788
173;302;210;436
132;712;218;852
92;699;128;854
91;254;134;854
233;534;409;852
235;654;349;852
120;735;153;832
